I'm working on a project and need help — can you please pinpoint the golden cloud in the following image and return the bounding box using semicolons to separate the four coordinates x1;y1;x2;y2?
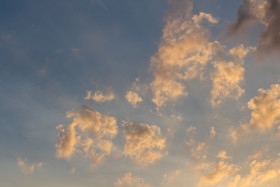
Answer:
55;105;118;166
123;121;166;166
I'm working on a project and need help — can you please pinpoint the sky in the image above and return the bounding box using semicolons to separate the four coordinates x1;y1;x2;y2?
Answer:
1;0;280;186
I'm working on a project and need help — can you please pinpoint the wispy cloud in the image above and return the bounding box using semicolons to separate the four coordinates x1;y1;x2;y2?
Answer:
114;172;151;187
17;157;42;174
84;90;115;103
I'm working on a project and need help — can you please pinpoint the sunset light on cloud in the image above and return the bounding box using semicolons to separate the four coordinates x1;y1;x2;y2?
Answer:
1;0;280;186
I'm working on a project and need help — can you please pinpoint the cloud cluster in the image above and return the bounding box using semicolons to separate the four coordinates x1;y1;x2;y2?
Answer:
17;157;42;174
123;121;166;165
210;44;254;106
84;90;115;103
114;172;151;187
150;1;220;108
229;0;280;54
125;91;143;108
55;105;118;166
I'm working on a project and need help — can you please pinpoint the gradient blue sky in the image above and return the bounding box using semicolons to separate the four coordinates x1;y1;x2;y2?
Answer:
1;0;280;186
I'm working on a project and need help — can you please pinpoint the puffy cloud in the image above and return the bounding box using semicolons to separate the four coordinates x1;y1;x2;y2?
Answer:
232;84;280;141
125;91;143;108
216;150;232;160
123;121;166;166
17;157;42;174
199;161;239;186
210;45;254;106
248;84;280;130
55;105;118;166
114;172;151;187
84;90;115;103
150;0;220;108
229;0;280;54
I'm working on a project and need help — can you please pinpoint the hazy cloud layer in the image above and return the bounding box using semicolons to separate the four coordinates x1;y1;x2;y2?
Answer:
56;105;118;166
123;121;166;165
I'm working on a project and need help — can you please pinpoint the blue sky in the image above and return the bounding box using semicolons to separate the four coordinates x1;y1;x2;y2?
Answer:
1;0;280;186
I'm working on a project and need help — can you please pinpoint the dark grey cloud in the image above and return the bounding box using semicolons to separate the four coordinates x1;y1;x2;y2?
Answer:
229;0;280;54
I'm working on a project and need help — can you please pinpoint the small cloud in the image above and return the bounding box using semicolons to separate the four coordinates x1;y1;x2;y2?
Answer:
123;121;166;166
210;126;216;138
114;172;151;187
84;90;115;103
17;157;42;174
70;168;76;174
125;91;143;108
216;150;232;160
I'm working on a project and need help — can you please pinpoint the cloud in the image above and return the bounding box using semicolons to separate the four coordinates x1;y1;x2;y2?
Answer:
228;158;280;187
248;84;280;130
161;170;182;187
216;150;232;160
114;172;151;187
229;0;280;54
232;83;280;141
210;126;216;138
199;161;239;186
210;44;254;106
55;105;118;166
17;157;42;174
125;91;143;108
84;90;115;103
123;121;166;166
150;0;220;108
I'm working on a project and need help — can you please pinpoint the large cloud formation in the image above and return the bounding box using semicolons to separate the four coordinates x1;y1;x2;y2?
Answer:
123;121;166;165
150;0;219;108
55;105;118;166
229;0;280;54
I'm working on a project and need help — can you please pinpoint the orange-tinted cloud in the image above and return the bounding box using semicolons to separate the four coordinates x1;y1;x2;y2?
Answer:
17;157;42;174
123;121;166;166
55;105;118;166
114;172;151;187
125;91;143;108
84;90;115;103
150;1;219;108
